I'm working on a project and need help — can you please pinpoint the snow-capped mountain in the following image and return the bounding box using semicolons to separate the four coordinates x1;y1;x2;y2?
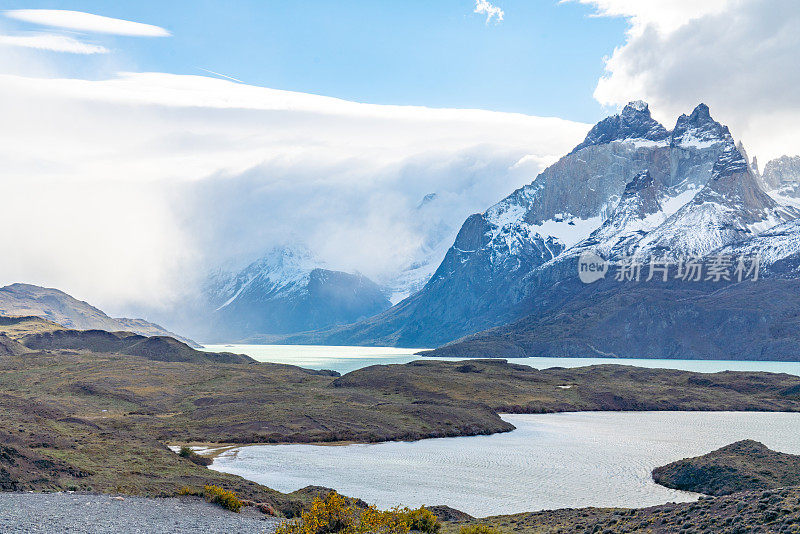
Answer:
635;143;797;257
282;101;800;349
205;246;391;341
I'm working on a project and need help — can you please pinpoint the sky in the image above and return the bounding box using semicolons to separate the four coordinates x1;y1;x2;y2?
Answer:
1;0;799;323
0;0;626;121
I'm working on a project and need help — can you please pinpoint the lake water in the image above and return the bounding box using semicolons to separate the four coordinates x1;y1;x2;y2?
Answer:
207;412;800;517
202;344;800;376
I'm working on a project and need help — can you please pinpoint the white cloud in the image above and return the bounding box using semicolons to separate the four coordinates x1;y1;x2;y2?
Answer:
0;70;588;316
0;33;108;54
567;0;729;34
574;0;800;162
474;0;504;24
5;9;170;37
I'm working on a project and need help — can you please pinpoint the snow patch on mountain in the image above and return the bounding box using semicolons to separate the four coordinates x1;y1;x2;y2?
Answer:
212;245;323;311
722;218;800;266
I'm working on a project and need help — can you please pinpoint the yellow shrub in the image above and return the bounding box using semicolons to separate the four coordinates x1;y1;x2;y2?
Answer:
276;491;438;534
203;485;243;513
403;507;441;533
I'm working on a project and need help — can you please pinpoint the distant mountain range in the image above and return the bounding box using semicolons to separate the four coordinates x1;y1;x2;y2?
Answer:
268;102;800;360
202;246;391;342
0;283;200;347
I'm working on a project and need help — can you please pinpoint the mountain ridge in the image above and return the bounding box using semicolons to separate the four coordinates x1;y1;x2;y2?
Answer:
0;283;200;347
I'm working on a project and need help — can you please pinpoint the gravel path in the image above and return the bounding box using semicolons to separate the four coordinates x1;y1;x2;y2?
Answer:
0;493;281;533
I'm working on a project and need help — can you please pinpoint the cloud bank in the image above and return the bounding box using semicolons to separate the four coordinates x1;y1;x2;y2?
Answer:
575;0;800;162
0;70;587;316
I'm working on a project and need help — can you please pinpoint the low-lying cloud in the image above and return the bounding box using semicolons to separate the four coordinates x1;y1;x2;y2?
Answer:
0;70;587;316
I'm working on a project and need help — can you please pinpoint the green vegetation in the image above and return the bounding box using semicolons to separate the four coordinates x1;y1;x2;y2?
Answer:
404;507;441;533
178;446;213;467
0;315;65;339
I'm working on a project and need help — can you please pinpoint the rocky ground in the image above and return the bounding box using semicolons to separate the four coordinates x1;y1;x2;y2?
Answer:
0;493;280;534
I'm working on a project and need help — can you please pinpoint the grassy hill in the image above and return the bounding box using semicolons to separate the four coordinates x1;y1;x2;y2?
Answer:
0;283;199;347
0;315;66;339
19;329;253;364
652;440;800;495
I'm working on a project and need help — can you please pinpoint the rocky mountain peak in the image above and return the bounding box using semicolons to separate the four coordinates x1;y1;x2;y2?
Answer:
711;143;750;180
570;100;669;154
671;103;731;148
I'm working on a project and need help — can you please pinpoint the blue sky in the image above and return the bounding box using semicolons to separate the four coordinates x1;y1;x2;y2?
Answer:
1;0;627;122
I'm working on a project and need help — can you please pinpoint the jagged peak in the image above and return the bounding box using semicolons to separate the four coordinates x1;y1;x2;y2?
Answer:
671;103;730;148
691;142;784;218
625;100;649;113
570;100;669;154
689;102;711;120
711;143;749;179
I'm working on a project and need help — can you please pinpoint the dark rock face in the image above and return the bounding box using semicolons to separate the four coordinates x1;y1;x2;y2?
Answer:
670;103;730;148
652;440;800;496
276;103;800;355
425;276;800;361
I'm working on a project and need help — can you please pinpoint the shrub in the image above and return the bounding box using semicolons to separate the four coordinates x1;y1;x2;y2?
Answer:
178;446;213;467
403;507;441;533
203;485;243;513
276;491;438;534
459;525;503;534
